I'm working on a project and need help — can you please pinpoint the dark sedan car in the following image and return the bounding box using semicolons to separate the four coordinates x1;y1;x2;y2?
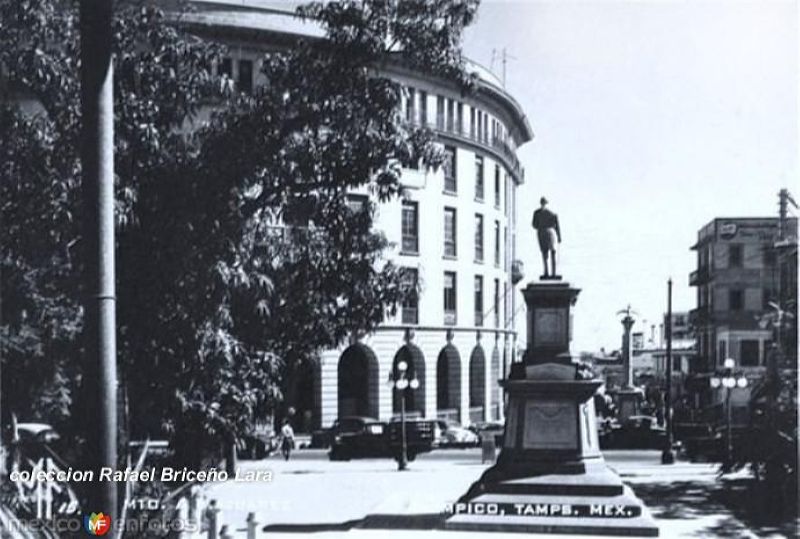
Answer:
469;421;505;446
328;416;388;461
600;415;666;449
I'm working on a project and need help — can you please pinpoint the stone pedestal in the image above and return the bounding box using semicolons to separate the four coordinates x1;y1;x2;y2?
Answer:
446;282;658;536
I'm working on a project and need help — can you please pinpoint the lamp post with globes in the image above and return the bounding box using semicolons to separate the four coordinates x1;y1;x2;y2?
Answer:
709;358;748;465
388;358;419;471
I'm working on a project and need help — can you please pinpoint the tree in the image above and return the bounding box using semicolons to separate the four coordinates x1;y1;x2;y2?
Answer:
1;0;480;469
122;0;480;453
1;0;224;457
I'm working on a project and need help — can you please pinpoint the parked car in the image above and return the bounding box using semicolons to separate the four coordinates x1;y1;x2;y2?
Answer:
310;428;333;449
328;416;389;461
469;421;505;446
15;422;61;445
433;419;479;448
673;422;719;461
387;417;436;461
600;415;666;450
8;422;80;516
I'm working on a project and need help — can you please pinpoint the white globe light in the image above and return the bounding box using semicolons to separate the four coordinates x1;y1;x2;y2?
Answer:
396;378;409;390
736;377;748;388
710;377;721;388
723;358;735;369
397;360;408;372
722;377;736;389
410;378;420;390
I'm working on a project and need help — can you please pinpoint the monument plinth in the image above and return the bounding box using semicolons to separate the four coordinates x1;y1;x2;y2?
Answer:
446;281;658;536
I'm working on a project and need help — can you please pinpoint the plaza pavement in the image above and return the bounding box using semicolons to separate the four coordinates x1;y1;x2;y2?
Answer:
201;449;785;538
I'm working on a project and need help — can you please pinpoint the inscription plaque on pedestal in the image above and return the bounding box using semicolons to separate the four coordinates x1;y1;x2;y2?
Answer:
523;400;577;450
533;308;566;346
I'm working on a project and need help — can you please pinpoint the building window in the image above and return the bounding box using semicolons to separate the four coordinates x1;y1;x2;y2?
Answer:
475;155;484;200
474;214;484;262
446;99;455;132
672;356;682;371
346;194;368;214
238;59;253;94
401;201;419;254
494;220;501;266
474;276;484;327
493;278;500;327
406;87;416;124
503;282;509;327
456;102;464;134
504;174;510;216
444;207;457;257
477;110;482;142
443;146;457;193
420;90;428;125
728;244;743;268
444;272;457;325
219;57;233;78
763;288;777;310
436;95;445;130
717;340;727;366
763;248;777;267
740;340;759;366
401;268;419;324
729;289;743;311
503;226;508;271
494;165;501;208
470;107;476;138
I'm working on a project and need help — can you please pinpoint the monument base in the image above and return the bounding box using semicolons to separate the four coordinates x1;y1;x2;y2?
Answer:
446;362;658;536
446;470;658;536
540;274;563;281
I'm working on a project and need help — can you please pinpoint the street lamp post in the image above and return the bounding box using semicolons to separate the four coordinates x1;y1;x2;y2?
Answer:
388;359;419;471
709;358;748;465
661;278;675;464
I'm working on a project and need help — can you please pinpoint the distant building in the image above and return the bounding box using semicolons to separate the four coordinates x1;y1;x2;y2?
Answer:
668;311;694;342
632;340;696;402
688;216;798;420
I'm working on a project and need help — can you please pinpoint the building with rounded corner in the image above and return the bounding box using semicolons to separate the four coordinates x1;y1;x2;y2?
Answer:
175;0;534;429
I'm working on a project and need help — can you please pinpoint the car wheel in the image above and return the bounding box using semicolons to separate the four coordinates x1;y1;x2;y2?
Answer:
254;440;267;460
330;446;350;461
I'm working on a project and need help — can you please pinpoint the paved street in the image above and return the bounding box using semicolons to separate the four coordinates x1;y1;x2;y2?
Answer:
199;449;793;538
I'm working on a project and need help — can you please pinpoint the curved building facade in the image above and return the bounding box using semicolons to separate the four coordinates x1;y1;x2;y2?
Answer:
177;0;534;428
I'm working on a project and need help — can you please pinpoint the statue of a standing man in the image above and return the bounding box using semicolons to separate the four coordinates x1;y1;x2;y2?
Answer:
532;197;561;279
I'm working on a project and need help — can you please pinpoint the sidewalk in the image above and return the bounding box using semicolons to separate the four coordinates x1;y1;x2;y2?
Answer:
202;451;783;538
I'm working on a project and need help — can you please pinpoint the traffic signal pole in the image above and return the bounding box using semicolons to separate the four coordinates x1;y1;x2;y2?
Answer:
80;0;118;517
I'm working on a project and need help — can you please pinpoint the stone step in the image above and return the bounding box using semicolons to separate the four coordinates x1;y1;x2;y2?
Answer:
446;487;659;536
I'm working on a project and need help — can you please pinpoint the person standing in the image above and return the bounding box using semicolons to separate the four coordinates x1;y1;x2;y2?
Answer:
280;418;295;461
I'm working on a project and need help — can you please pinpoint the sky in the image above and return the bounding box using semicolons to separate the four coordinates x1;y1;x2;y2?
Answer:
462;0;798;352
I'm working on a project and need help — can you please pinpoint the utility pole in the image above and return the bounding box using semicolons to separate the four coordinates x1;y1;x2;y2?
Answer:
661;278;675;464
769;189;797;386
80;0;118;517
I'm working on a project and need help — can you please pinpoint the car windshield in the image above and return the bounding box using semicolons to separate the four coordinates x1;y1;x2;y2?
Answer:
336;419;364;433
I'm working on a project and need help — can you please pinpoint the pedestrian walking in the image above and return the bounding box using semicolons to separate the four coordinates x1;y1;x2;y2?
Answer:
280;418;295;461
